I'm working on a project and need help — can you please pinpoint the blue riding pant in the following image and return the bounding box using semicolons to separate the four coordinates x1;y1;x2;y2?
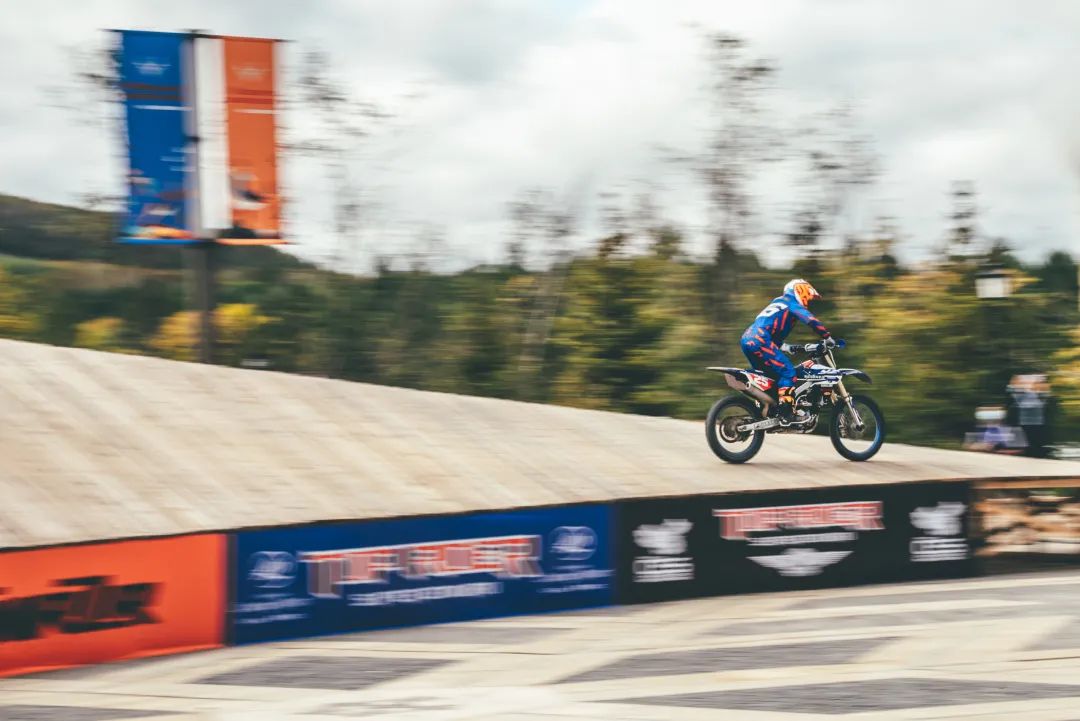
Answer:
740;332;797;392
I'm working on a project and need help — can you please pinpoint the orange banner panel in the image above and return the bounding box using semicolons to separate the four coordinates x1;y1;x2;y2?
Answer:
0;534;226;677
223;37;282;242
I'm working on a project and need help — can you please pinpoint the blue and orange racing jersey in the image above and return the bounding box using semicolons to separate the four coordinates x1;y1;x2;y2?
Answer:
743;292;830;344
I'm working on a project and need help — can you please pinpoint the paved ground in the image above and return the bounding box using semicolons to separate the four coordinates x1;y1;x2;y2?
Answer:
6;570;1080;720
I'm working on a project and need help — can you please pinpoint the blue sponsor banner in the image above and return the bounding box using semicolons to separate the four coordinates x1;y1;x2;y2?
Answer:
117;30;197;243
230;505;613;644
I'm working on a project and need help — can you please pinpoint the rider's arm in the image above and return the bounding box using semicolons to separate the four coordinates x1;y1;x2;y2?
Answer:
789;302;831;339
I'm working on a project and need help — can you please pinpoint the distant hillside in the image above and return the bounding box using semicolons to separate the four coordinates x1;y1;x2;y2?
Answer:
0;194;310;271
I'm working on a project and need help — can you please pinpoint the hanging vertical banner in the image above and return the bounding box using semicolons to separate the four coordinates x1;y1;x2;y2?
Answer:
220;37;283;244
116;30;285;245
117;30;198;243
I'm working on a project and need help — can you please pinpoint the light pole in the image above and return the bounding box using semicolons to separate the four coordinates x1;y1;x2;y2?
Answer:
975;265;1019;449
975;266;1011;301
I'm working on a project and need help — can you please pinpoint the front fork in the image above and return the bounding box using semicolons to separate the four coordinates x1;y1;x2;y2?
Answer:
824;349;865;432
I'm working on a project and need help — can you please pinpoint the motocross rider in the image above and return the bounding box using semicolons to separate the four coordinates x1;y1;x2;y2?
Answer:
740;279;835;423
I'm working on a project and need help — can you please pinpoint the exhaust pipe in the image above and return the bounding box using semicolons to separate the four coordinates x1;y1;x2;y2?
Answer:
723;373;773;409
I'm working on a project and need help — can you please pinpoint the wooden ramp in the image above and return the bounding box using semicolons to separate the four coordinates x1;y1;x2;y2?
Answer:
1;339;1077;550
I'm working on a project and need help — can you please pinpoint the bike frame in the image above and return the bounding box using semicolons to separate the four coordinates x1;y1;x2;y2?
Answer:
723;345;868;434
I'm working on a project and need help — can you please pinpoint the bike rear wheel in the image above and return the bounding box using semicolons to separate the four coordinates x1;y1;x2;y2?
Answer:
706;396;765;464
830;393;885;461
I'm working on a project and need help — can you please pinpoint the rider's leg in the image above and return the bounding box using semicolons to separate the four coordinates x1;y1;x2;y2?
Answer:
742;336;796;418
740;334;769;372
763;345;798;421
741;335;779;391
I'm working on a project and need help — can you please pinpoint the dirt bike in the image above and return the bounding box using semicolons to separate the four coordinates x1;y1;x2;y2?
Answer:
705;339;884;463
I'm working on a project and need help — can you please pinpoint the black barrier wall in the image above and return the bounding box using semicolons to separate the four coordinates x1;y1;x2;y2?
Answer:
616;481;974;604
616;497;706;604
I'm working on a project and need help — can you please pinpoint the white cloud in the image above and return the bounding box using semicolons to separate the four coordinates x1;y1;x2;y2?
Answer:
1;0;1078;269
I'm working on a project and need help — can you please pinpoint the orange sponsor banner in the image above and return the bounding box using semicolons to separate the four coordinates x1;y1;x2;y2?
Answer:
0;534;225;677
222;37;283;244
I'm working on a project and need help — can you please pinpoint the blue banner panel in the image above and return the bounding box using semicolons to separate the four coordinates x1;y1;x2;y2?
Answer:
231;505;613;644
117;31;197;243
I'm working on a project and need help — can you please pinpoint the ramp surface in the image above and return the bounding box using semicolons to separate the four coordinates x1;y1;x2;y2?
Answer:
1;339;1078;548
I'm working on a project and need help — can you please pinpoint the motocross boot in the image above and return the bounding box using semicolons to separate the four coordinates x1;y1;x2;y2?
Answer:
777;392;808;425
777;391;796;423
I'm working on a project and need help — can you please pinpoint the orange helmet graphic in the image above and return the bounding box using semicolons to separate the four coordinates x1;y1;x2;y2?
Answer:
784;278;821;307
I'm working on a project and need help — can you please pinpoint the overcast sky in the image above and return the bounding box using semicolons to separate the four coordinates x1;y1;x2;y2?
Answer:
2;0;1079;270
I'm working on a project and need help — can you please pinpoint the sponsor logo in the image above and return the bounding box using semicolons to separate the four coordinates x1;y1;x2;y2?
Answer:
634;519;691;555
911;502;965;536
538;527;609;594
349;582;501;608
632;519;694;583
300;535;542;598
713;501;884;541
0;576;158;641
714;501;883;579
910;502;969;563
134;59;170;76
749;548;851;577
248;551;296;589
550;526;597;562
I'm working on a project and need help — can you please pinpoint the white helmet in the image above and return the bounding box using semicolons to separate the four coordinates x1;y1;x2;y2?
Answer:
784;278;821;307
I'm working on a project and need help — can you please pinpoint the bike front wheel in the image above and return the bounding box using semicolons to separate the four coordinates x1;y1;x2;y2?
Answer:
706;395;765;464
830;393;885;461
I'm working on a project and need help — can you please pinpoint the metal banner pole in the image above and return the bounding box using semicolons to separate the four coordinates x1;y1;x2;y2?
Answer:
195;241;216;364
185;29;216;363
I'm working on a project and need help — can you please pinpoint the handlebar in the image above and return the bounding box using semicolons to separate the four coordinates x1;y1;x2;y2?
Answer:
781;338;846;356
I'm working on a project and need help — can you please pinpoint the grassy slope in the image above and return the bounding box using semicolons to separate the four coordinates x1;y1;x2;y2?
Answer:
0;193;311;272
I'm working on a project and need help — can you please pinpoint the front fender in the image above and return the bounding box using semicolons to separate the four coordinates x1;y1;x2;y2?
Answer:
839;370;871;384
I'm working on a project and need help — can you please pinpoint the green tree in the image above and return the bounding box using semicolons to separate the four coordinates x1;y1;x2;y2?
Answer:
1034;251;1078;305
149;303;276;365
0;266;41;338
1053;327;1080;438
215;303;276;366
149;311;198;361
74;316;127;352
550;253;667;414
